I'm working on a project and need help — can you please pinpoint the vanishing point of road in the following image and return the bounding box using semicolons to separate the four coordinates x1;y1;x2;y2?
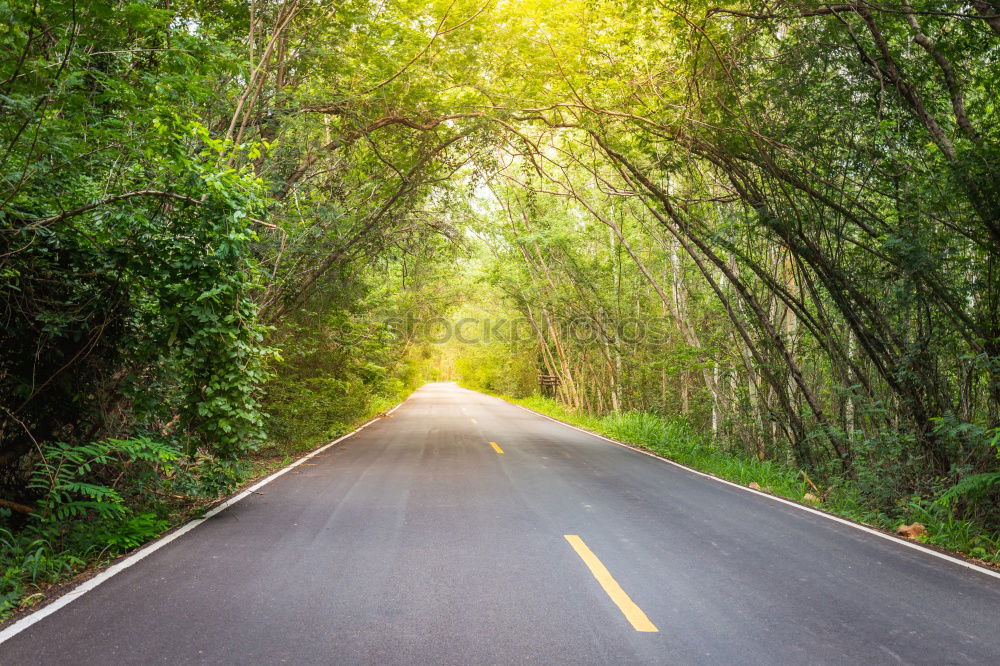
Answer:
2;383;999;664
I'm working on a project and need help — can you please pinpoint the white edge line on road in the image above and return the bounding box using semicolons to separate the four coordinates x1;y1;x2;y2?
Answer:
468;389;1000;582
0;399;405;646
385;390;415;415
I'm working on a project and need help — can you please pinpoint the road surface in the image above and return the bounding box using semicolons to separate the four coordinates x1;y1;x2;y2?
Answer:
2;383;999;664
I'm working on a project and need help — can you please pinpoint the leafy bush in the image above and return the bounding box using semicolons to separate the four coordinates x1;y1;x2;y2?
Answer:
934;419;1000;513
28;438;177;523
849;429;925;512
90;513;170;551
0;438;178;617
264;305;423;454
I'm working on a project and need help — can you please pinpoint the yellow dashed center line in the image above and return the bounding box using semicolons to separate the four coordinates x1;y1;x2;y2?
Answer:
470;418;478;424
563;535;658;633
490;441;504;454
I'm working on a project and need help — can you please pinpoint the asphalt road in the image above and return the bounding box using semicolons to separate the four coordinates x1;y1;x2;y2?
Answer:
2;383;999;665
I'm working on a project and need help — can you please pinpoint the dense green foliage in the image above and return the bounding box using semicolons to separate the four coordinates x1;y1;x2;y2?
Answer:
449;0;1000;560
1;0;272;465
0;0;472;614
1;0;998;615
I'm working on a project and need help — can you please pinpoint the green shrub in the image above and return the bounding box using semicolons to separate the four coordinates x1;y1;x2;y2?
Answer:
28;438;178;523
0;438;180;617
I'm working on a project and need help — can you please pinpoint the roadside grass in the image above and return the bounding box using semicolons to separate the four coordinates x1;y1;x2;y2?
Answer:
505;394;1000;567
514;396;805;499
